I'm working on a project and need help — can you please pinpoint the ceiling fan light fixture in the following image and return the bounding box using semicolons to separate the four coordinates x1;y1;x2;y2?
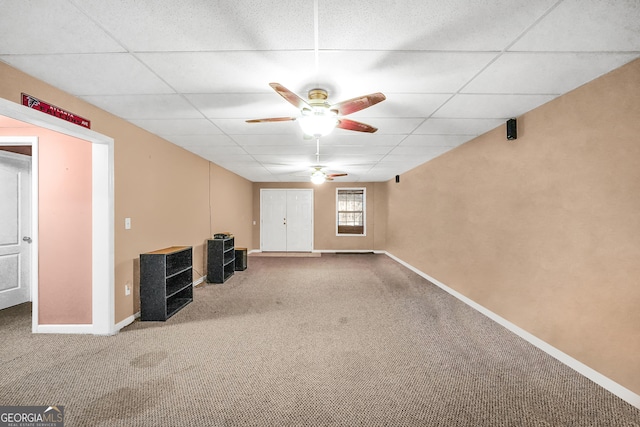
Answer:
310;169;326;184
298;107;338;137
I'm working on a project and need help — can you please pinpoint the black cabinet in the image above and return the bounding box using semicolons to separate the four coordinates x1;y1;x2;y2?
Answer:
207;237;235;283
140;246;193;321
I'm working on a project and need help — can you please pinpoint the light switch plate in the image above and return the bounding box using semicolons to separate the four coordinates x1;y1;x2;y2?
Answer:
125;217;131;229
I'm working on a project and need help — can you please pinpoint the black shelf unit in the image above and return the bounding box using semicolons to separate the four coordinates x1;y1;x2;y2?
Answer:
140;246;193;321
207;237;235;283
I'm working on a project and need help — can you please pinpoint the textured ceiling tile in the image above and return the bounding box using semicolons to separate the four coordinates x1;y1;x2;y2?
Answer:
414;118;505;135
388;145;454;156
80;94;203;119
319;0;558;50
166;135;237;147
0;1;124;54
212;119;301;135
348;94;451;119
2;0;638;182
319;51;497;94
319;134;406;146
187;93;301;120
511;0;640;51
0;53;173;96
231;134;308;146
76;0;314;51
130;119;223;135
464;52;639;94
139;51;315;94
432;94;557;119
400;135;472;147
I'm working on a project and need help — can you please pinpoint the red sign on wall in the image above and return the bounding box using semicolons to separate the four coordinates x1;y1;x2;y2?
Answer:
21;93;91;129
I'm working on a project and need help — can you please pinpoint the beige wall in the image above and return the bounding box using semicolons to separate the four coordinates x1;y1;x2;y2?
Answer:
210;163;253;249
385;58;640;394
0;62;254;324
252;181;386;251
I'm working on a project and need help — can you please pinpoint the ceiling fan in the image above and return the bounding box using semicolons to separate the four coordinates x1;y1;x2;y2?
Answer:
310;166;348;184
246;83;386;137
308;138;347;184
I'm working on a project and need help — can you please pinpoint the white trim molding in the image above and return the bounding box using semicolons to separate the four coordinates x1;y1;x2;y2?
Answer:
36;324;94;334
0;97;115;336
384;251;640;410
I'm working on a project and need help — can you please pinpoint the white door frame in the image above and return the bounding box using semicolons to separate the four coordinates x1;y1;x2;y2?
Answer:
0;97;115;335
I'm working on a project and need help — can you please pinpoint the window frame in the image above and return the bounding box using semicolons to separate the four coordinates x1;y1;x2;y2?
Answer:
335;187;366;237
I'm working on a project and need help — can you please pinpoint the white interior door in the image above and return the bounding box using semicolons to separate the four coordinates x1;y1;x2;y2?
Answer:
261;189;287;251
286;190;313;251
261;189;313;252
0;150;31;310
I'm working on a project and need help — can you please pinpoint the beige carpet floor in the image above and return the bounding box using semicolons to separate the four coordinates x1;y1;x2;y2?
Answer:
1;254;639;426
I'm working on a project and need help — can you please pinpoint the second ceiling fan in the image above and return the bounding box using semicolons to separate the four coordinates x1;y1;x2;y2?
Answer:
247;83;386;137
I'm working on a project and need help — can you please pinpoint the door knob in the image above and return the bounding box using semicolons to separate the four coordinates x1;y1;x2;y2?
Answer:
23;236;32;243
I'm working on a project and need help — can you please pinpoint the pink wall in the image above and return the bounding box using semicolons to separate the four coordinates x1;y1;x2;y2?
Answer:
0;119;94;325
38;131;93;324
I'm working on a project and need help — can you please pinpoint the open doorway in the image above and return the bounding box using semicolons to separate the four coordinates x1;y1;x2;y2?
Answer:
0;98;115;335
0;143;34;311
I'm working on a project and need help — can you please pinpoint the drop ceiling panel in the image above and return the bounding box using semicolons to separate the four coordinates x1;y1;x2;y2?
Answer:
76;0;314;51
130;119;223;136
348;94;452;119
244;145;316;156
252;154;319;165
2;0;637;183
166;135;237;148
323;145;394;156
319;51;497;94
318;134;406;146
414;118;504;135
140;51;316;94
0;1;124;54
319;0;558;50
199;154;256;163
399;135;472;147
388;145;456;157
464;52;639;94
231;134;310;146
80;94;203;119
511;0;640;51
0;53;174;96
212;119;301;135
187;93;303;119
433;94;557;119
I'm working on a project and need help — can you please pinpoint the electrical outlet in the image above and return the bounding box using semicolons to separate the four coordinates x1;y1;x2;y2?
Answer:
125;283;131;296
125;217;131;230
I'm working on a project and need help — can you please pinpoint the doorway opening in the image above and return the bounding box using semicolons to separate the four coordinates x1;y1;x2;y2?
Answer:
0;142;34;314
0;98;115;335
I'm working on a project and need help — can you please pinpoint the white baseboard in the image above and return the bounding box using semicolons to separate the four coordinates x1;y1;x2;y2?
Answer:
384;251;640;410
114;314;136;333
313;249;386;254
193;275;205;286
35;324;94;334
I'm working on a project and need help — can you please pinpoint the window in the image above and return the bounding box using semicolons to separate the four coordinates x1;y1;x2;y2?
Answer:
336;188;365;236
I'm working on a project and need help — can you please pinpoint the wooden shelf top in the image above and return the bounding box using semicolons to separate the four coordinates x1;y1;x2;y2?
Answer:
145;246;191;255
